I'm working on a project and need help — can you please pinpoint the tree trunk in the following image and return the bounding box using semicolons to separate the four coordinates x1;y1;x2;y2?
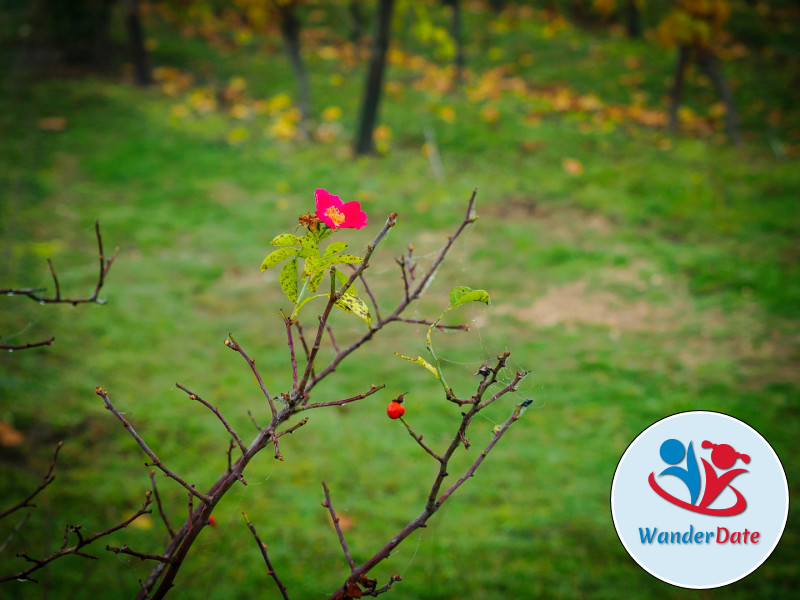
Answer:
278;4;311;134
696;49;742;144
124;0;152;86
354;0;395;156
348;0;367;44
443;0;465;86
625;0;641;38
668;44;689;132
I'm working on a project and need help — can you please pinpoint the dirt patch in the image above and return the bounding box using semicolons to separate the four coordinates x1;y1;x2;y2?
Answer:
480;198;615;239
498;280;680;332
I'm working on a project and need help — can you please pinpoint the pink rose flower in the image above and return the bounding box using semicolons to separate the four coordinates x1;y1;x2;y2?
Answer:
314;189;367;230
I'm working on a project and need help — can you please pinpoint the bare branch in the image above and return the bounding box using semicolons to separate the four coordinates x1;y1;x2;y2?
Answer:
295;383;385;412
242;511;290;600
322;482;355;570
96;387;210;504
149;470;175;540
0;336;56;351
283;312;299;388
106;545;177;564
399;417;442;462
175;383;247;454
328;398;531;600
0;441;63;520
0;220;118;306
225;334;277;418
0;491;152;583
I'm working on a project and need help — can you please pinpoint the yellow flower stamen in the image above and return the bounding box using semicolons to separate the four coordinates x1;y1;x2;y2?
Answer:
325;206;346;227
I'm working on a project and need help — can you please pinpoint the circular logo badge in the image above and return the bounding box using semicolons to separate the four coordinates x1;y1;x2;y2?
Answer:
611;411;789;589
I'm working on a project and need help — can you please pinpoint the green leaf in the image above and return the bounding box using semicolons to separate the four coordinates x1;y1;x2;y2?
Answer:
260;247;297;271
308;269;325;293
299;235;318;258
280;258;298;302
304;254;325;277
271;233;300;247
449;286;490;308
394;353;440;378
323;241;348;259
328;254;363;265
334;294;371;325
334;269;357;296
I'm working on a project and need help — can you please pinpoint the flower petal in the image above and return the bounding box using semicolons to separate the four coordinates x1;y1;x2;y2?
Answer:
340;201;368;229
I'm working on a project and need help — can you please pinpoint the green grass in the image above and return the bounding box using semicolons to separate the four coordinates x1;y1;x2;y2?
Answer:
1;2;799;599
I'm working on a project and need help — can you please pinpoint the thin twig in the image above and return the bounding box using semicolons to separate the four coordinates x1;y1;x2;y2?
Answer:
356;268;382;324
225;334;278;418
106;545;177;564
322;482;355;570
149;470;175;539
242;511;290;600
0;336;55;351
325;324;340;353
394;318;469;330
247;410;262;431
283;313;299;388
275;418;309;439
0;492;152;583
96;387;210;504
399;417;442;462
0;441;63;520
295;383;385;412
0;513;30;553
176;383;247;454
0;220;118;306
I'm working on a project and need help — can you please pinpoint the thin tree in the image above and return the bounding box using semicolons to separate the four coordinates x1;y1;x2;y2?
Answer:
442;0;465;86
273;1;312;132
124;0;152;86
659;0;742;144
354;0;395;155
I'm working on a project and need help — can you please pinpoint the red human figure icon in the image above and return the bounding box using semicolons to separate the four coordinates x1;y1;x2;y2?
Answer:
698;441;750;513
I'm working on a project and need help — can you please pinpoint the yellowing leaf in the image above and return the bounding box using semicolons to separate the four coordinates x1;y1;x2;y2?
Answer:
394;353;439;378
261;247;296;271
334;294;371;325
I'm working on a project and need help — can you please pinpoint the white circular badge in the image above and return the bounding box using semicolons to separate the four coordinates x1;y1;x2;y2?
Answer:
611;411;789;589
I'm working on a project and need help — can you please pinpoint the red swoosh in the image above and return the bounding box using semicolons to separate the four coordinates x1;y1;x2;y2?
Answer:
648;472;747;516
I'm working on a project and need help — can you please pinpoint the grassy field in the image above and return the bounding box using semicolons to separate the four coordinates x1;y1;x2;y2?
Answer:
1;2;798;599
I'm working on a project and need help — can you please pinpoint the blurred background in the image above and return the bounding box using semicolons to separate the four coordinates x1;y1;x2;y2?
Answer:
1;1;797;598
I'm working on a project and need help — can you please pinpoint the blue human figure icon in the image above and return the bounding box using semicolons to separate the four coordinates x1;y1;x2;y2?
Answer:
658;439;701;505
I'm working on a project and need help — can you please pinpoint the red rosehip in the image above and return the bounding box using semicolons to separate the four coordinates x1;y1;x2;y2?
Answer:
387;401;405;419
